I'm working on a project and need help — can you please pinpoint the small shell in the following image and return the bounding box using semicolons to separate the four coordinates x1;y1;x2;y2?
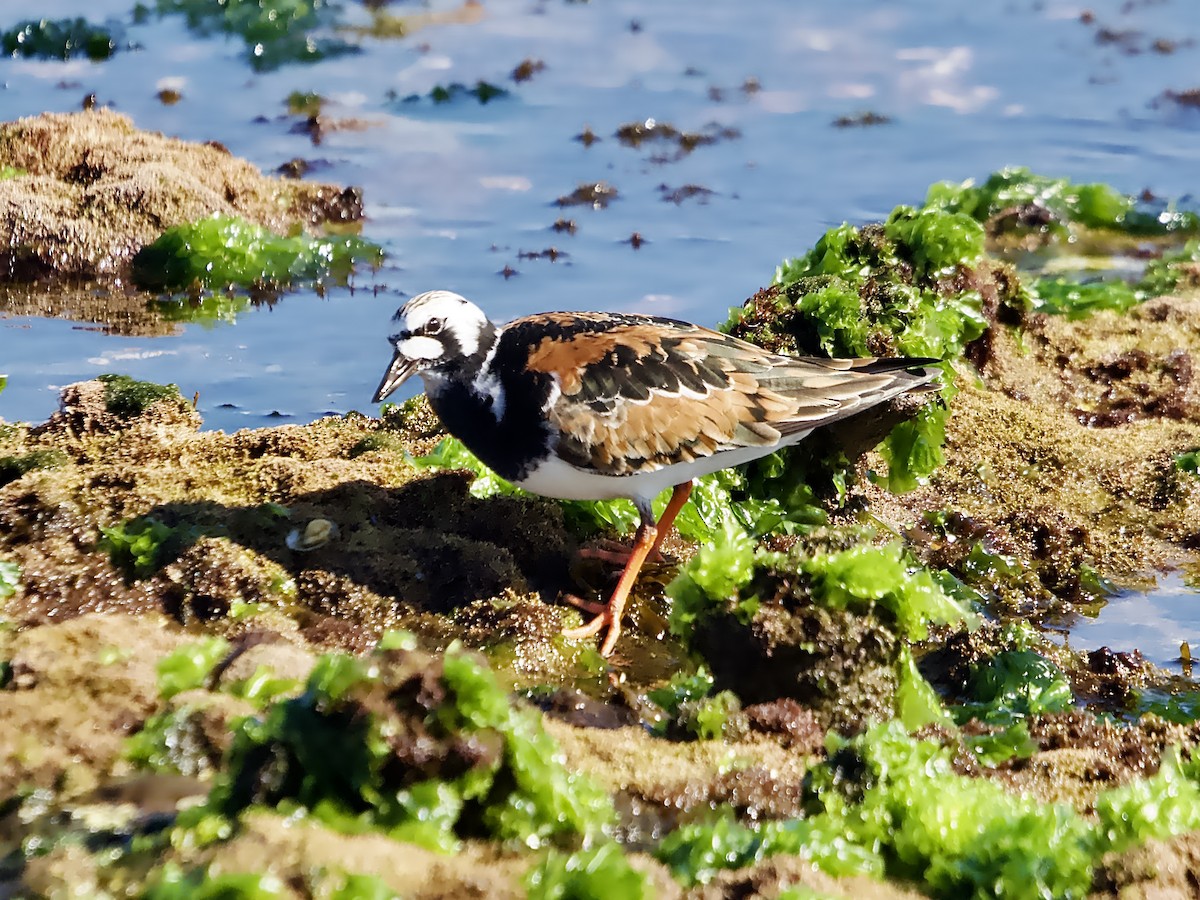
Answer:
286;518;338;552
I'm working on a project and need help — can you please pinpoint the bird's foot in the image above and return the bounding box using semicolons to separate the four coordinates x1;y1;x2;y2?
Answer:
562;599;622;657
578;538;665;567
561;592;608;616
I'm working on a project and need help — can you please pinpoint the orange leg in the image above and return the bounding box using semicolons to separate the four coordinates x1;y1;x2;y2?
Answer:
563;482;693;657
576;480;695;566
649;480;693;556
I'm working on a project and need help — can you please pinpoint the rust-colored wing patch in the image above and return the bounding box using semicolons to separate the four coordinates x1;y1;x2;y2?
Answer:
507;313;935;476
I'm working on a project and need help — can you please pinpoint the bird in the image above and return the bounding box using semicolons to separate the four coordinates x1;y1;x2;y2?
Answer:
373;290;939;657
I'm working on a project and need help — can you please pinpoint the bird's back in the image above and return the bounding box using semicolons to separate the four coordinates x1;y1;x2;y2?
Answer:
496;311;939;478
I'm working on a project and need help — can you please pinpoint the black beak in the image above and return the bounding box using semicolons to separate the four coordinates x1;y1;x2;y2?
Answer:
373;352;418;403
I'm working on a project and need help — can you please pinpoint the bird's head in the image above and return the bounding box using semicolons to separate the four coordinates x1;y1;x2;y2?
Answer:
373;290;496;402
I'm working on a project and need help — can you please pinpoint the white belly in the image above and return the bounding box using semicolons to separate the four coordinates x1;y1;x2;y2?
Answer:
513;430;813;503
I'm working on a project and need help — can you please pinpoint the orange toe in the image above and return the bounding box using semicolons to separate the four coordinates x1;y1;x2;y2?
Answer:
562;610;609;641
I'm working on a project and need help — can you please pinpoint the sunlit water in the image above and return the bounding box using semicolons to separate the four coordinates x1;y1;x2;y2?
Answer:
1;0;1198;664
3;0;1198;428
1068;572;1200;675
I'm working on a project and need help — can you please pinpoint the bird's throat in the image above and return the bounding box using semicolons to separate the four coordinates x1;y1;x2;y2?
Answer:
425;374;552;482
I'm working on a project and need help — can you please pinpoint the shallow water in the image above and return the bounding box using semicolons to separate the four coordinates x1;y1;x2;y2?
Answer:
1069;572;1200;675
1;0;1198;429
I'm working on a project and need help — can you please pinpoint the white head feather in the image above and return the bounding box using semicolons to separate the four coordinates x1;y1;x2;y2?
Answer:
395;290;490;360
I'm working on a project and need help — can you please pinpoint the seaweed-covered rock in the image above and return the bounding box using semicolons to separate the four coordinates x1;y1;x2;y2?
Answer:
0;613;185;797
211;642;614;851
162;536;296;624
33;378;199;437
0;448;68;488
0;110;363;283
669;529;967;732
999;296;1200;427
694;602;900;731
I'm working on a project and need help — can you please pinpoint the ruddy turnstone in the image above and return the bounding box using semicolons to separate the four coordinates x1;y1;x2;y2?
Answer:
374;290;939;657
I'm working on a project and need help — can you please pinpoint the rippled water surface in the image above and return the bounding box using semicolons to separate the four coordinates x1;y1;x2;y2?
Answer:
2;0;1198;428
1070;572;1200;674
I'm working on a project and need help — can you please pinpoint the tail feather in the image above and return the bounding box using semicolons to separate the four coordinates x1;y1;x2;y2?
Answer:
773;360;941;438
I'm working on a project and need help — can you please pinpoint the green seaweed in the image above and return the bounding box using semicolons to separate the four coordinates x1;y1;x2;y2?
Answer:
646;667;742;740
227;664;302;706
1140;239;1200;295
957;649;1073;725
156;294;253;327
147;0;356;71
874;404;949;494
525;844;650;900
730;204;993;499
98;517;171;579
732;170;1197;506
925;167;1200;237
0;559;18;600
1174;449;1200;476
1032;277;1142;319
0;166;25;180
728;443;838;532
145;862;397;899
667;526;968;728
127;640;301;778
100;515;196;579
655;808;884;886
767;208;991;361
922;169;1200;318
798;542;970;642
1134;688;1200;724
131;215;383;293
963;721;1038;768
958;542;1023;584
776;889;843;900
97;373;184;418
895;645;954;731
0;449;67;487
207;643;613;852
143;862;286;898
158;637;232;699
666;518;759;638
1093;747;1200;854
321;872;400;900
656;722;1200;897
430;81;509;104
803;722;1094;897
1;17;118;61
882;205;986;279
125;706;223;776
667;526;970;643
654;813;772;887
126;638;262;775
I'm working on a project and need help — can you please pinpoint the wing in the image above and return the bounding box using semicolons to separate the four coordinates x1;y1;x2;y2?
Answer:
510;312;937;476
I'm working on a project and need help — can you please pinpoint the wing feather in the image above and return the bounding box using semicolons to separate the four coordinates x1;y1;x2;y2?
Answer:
511;312;936;476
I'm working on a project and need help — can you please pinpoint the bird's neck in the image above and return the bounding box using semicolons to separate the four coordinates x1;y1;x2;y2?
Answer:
439;320;499;382
423;329;557;483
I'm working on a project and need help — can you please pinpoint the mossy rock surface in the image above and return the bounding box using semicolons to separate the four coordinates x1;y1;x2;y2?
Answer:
0;110;363;285
694;603;899;732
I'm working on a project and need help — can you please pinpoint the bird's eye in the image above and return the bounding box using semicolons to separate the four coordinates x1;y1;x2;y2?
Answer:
425;318;444;335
